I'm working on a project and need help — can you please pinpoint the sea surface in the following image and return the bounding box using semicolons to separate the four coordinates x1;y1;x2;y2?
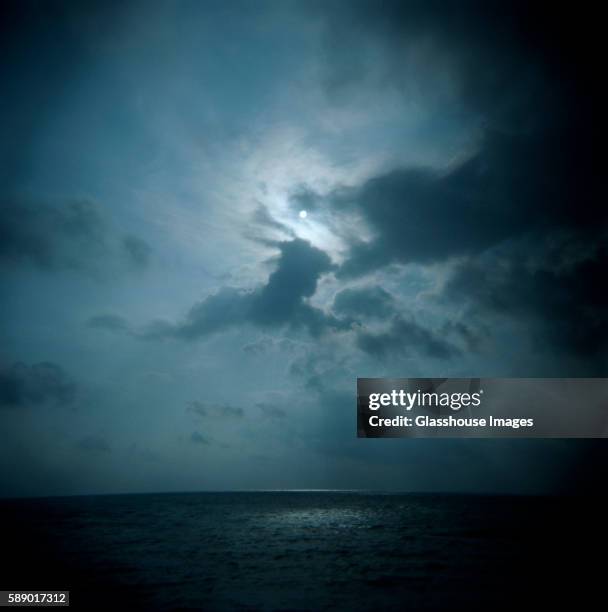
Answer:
0;492;603;610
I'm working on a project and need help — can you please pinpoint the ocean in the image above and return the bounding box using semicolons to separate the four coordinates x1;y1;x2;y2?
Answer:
0;491;602;610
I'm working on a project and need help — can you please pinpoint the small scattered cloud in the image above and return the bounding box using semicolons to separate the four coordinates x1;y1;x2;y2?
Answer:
87;314;130;332
188;401;244;419
123;234;152;269
0;198;152;276
190;431;211;445
0;361;76;408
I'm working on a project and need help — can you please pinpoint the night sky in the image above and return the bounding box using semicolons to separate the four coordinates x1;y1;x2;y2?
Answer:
1;0;605;497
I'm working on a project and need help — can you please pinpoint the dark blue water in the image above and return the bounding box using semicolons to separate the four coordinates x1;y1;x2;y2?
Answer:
0;492;603;610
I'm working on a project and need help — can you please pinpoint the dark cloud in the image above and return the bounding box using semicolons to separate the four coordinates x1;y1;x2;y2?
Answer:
444;240;608;373
0;199;152;275
317;0;600;255
247;238;339;334
356;317;457;361
188;401;244;419
328;128;604;365
171;287;251;340
318;1;596;127
77;435;110;453
333;285;395;319
333;125;601;278
0;361;76;408
333;163;511;277
313;1;602;367
144;239;344;340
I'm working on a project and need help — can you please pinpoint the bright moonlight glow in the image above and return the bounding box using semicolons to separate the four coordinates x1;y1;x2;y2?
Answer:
299;210;307;219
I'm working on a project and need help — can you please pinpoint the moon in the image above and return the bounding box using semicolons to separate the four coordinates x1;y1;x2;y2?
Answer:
298;210;307;219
